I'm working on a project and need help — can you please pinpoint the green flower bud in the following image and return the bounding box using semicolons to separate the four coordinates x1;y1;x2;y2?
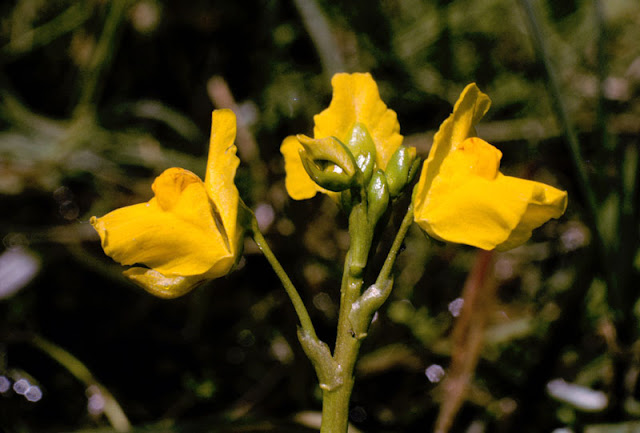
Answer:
345;122;377;186
367;169;389;224
385;145;417;197
297;134;357;192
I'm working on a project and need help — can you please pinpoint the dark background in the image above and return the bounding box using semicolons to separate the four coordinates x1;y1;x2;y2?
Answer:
1;0;639;432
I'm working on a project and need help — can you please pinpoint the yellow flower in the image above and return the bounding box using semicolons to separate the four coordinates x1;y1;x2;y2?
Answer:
281;72;404;200
413;84;568;251
91;109;242;298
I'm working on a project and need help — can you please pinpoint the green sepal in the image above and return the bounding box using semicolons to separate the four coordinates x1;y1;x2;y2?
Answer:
367;169;389;224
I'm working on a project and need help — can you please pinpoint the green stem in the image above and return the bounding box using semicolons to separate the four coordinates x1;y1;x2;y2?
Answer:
376;202;414;288
317;202;370;433
349;202;415;338
320;200;416;433
249;216;318;341
320;378;355;433
248;205;340;397
321;265;364;432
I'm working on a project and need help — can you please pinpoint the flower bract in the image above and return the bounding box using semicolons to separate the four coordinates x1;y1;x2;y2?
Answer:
91;109;242;298
413;83;568;251
281;72;406;200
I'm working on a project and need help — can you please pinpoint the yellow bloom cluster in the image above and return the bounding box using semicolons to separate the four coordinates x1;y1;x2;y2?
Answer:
92;74;568;299
91;109;242;298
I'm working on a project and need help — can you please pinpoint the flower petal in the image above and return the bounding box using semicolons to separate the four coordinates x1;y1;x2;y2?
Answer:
495;176;568;250
414;83;491;213
416;172;567;250
281;135;322;199
297;134;357;178
91;168;233;277
414;137;568;250
152;166;203;210
313;73;403;169
124;267;204;299
204;109;240;255
280;135;341;200
439;137;502;181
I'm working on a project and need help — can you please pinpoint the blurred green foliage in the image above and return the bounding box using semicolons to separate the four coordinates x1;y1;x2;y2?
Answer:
1;0;639;432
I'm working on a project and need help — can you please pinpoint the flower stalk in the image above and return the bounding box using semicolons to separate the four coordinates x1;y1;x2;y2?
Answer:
248;210;318;343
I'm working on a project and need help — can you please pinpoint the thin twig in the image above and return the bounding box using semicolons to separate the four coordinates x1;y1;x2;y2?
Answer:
249;211;318;341
434;250;496;433
375;202;414;288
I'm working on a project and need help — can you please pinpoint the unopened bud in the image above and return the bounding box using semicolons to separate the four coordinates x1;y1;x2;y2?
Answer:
345;123;377;186
367;170;389;224
385;145;417;197
297;135;357;192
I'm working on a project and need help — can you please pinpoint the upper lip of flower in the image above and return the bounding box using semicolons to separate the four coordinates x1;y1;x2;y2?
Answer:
313;72;403;170
281;72;411;200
